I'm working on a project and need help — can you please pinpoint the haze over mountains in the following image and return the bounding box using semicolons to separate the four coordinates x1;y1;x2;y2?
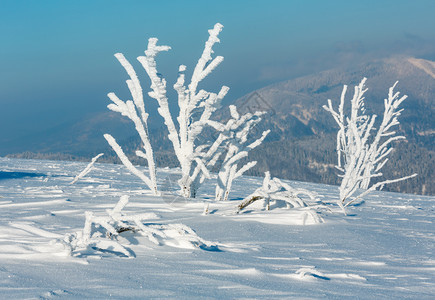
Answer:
4;56;434;195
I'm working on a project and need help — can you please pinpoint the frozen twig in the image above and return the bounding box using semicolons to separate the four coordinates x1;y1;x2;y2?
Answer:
70;153;104;184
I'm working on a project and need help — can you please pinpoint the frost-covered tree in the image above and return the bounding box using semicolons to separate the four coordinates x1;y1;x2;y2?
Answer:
104;52;158;195
207;105;270;201
104;23;229;198
104;23;272;199
323;78;417;213
136;23;229;198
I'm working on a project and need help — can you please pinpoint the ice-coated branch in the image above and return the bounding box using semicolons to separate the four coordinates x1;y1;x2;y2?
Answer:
324;78;417;214
105;52;158;195
189;23;224;95
104;134;158;195
360;81;408;189
345;173;417;208
70;153;104;184
215;105;270;201
137;38;180;158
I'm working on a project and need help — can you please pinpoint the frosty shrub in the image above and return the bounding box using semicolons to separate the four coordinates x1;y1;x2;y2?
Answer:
323;78;417;213
138;23;229;198
237;171;319;212
62;195;219;257
105;24;228;198
105;23;269;199
207;105;270;201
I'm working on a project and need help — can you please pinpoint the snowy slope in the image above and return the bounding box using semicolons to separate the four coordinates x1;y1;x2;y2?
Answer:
0;157;433;299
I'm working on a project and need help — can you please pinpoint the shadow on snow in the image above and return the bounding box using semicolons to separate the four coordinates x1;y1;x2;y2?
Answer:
0;171;46;180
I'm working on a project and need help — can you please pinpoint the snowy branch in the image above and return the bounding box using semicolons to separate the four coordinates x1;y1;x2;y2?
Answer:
104;134;158;194
70;153;104;184
105;52;158;195
211;105;270;201
237;172;319;212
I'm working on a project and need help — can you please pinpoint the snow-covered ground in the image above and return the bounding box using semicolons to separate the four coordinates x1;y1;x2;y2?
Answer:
0;157;433;299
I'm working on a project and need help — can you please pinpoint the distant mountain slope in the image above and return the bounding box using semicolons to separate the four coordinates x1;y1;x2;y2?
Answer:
0;111;133;156
233;56;434;195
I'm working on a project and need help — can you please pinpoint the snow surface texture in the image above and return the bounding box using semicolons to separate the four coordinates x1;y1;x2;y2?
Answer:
0;157;433;298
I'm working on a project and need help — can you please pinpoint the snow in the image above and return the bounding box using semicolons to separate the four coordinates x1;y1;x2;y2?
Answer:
0;157;434;298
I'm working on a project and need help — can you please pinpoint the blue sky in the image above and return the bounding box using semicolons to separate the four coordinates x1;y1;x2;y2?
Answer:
0;0;434;145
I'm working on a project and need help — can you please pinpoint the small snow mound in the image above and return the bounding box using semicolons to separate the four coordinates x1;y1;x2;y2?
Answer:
41;289;71;299
233;207;324;226
273;268;367;282
145;223;220;251
328;273;367;281
295;267;330;281
202;267;262;277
